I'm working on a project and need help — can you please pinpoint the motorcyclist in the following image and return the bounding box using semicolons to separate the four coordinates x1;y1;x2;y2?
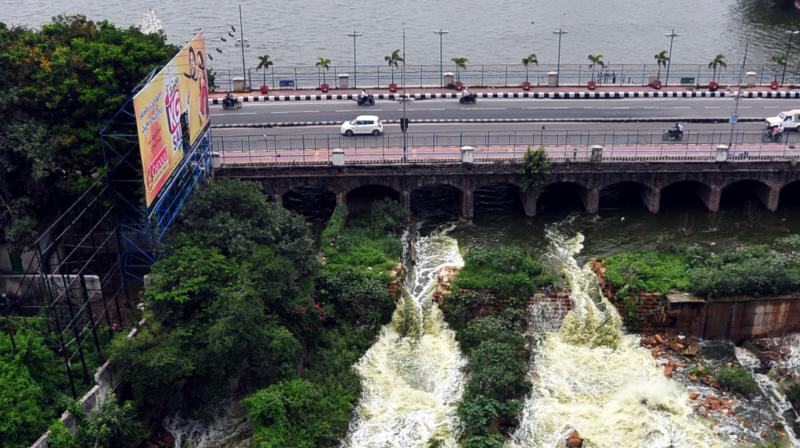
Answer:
461;86;471;98
673;122;684;138
223;92;235;107
769;123;783;140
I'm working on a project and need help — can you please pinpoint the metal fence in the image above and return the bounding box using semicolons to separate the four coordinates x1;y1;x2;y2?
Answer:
213;129;800;166
211;63;800;91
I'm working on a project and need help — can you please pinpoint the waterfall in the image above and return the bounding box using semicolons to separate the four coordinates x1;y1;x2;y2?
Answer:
509;229;725;448
164;400;249;448
344;225;467;448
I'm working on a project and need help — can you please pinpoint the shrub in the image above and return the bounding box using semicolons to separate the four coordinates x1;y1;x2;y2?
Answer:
603;251;690;293
786;381;800;409
716;366;757;397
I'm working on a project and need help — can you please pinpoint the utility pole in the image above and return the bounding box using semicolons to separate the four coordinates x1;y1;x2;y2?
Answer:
434;29;449;88
347;29;364;88
782;30;799;85
664;29;679;87
729;35;749;148
552;28;567;87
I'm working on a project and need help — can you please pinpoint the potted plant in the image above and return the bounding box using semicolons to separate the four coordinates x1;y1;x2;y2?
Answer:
385;49;403;92
652;50;669;89
521;53;538;90
452;56;469;89
256;54;273;94
587;53;605;90
316;56;331;92
708;53;726;91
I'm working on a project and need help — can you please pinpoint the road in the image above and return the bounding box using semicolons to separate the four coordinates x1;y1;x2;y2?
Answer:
209;97;799;127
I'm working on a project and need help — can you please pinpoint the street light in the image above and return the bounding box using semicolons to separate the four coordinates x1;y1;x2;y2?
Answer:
346;29;364;88
664;29;679;87
434;29;449;88
729;35;749;148
782;30;799;85
236;4;248;88
402;23;408;161
552;28;567;87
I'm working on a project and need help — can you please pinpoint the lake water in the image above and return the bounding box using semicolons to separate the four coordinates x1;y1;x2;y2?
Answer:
4;0;800;72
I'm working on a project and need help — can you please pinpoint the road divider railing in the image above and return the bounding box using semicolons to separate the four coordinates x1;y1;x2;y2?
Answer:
212;130;799;166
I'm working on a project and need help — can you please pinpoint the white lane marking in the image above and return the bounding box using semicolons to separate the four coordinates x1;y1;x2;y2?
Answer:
704;106;721;109
528;106;569;109
666;106;692;109
217;112;258;115
643;106;659;109
335;109;360;112
609;106;631;109
469;107;507;110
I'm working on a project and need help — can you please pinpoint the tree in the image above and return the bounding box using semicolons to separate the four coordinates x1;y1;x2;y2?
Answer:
772;54;787;80
256;54;274;86
384;49;403;84
516;147;551;192
521;53;538;83
452;56;469;82
587;54;605;82
316;56;331;84
708;53;727;82
0;16;177;247
654;50;669;81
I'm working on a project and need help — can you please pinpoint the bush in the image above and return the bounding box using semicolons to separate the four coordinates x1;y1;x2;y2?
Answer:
716;366;757;397
603;251;690;294
453;246;558;300
786;381;800;409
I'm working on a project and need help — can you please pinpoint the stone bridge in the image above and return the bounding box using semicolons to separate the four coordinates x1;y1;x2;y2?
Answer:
214;161;800;220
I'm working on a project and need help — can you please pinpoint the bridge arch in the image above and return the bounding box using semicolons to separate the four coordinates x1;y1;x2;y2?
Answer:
537;181;591;215
720;179;776;211
346;184;401;215
282;185;337;222
659;180;716;212
779;180;800;210
410;183;465;219
473;182;525;220
598;181;655;212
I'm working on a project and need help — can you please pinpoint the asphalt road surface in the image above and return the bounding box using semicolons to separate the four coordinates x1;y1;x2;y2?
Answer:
210;97;799;127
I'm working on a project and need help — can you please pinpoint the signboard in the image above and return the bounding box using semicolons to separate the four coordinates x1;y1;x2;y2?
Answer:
729;113;738;124
134;32;210;207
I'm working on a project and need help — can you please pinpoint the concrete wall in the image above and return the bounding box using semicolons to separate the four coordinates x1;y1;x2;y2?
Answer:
2;274;101;305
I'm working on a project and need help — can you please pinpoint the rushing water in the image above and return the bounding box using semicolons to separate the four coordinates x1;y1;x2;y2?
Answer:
509;230;725;448
164;400;249;448
344;225;467;448
3;0;800;69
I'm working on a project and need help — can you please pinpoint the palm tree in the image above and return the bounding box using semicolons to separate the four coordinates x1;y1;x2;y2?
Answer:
384;49;403;84
708;53;727;82
452;56;469;83
654;50;669;81
587;54;605;82
256;54;273;86
772;54;787;80
316;57;331;85
522;53;538;83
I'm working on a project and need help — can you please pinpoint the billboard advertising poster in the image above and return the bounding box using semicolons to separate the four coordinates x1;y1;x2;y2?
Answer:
134;32;210;207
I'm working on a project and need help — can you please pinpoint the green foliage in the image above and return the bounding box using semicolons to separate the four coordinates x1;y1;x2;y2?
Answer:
786;381;800;409
243;379;356;448
516;147;551;192
0;16;177;247
716;366;757;397
73;396;146;448
0;319;69;448
320;203;347;249
604;251;690;294
442;245;554;442
46;421;78;448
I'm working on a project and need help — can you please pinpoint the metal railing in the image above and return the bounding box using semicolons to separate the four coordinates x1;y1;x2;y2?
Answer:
213;129;800;166
211;63;800;91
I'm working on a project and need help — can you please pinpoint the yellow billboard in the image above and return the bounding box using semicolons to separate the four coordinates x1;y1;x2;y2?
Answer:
134;32;210;207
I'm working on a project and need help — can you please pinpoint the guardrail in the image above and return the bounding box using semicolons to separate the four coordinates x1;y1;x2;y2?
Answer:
212;130;799;166
211;63;800;91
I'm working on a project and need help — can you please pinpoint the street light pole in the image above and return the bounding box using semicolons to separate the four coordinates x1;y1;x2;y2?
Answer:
238;4;246;87
402;24;407;161
729;35;749;148
552;28;567;87
664;29;679;87
782;30;799;85
434;29;449;88
347;29;364;88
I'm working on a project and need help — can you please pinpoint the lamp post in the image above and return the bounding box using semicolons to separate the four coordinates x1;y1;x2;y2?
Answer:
434;29;449;88
402;23;408;161
782;30;799;85
729;35;749;148
552;28;567;87
346;29;364;88
235;4;249;88
664;28;679;86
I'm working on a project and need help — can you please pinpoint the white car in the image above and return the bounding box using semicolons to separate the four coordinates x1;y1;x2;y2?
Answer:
341;115;383;136
766;109;800;131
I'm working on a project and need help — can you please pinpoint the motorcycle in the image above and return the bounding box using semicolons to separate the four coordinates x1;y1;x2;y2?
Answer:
222;97;242;110
357;94;375;106
459;93;477;104
762;129;783;143
662;129;683;142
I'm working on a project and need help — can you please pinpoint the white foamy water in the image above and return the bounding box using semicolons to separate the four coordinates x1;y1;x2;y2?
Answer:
509;230;725;448
164;400;249;448
344;225;467;448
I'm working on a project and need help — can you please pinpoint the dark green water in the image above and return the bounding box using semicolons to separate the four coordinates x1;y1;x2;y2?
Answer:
453;205;800;261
